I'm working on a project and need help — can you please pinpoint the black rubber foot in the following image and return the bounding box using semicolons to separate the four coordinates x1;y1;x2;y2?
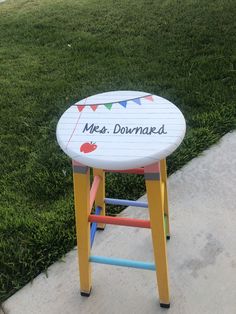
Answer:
80;289;91;297
160;303;170;309
166;235;170;240
97;226;106;231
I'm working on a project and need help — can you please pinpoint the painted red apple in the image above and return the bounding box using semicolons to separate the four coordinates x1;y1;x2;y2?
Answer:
80;142;97;153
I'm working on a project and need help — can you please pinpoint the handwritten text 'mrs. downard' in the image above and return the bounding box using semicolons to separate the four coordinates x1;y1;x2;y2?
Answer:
82;123;167;135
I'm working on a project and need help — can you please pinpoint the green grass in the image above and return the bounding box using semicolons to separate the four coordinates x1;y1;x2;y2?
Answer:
0;0;236;302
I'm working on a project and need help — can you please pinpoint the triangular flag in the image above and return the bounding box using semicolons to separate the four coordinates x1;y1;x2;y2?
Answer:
144;95;154;102
77;105;85;112
105;103;113;110
119;100;127;108
90;105;98;111
133;98;142;105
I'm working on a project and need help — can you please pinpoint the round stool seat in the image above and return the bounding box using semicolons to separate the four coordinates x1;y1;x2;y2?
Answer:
56;91;186;170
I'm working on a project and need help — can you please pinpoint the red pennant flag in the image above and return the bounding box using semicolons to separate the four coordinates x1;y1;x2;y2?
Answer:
144;95;154;102
90;105;98;111
77;105;85;112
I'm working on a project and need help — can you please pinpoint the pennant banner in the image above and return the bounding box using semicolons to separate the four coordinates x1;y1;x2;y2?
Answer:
132;98;142;105
77;105;85;112
144;95;154;102
105;103;113;110
75;95;154;111
90;105;98;112
119;100;127;108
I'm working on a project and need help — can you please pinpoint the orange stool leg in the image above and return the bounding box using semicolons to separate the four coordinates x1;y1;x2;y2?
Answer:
145;162;170;308
72;162;92;296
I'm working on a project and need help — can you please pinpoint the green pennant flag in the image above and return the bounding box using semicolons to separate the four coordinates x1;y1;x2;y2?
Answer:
105;103;113;110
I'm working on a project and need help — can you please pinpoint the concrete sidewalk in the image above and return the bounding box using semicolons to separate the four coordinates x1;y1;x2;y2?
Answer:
2;132;236;314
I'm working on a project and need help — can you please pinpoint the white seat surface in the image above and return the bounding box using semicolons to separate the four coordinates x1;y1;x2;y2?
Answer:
56;91;186;170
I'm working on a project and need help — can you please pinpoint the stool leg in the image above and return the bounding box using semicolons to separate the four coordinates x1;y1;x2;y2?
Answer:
94;168;106;230
160;159;170;239
145;162;170;308
72;163;92;296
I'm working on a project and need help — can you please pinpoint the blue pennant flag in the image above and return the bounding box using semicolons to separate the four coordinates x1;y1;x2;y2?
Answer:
133;98;141;105
119;100;127;108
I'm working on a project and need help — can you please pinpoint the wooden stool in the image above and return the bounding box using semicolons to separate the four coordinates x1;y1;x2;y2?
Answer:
56;91;186;308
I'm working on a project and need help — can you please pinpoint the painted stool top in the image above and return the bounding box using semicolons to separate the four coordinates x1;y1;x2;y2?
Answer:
56;91;186;170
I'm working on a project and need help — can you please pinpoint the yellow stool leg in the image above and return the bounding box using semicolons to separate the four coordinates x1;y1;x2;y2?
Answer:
72;162;92;296
145;162;170;308
94;168;106;230
160;159;170;239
